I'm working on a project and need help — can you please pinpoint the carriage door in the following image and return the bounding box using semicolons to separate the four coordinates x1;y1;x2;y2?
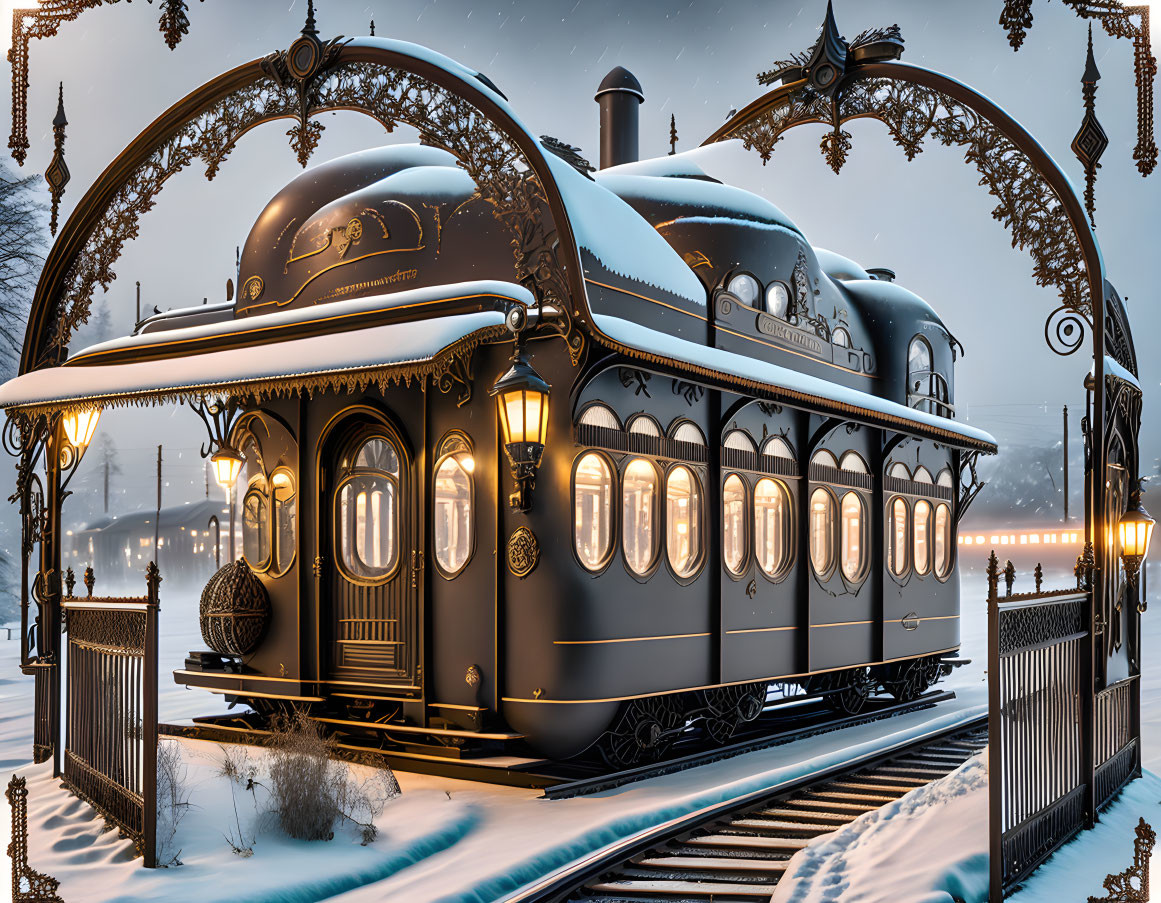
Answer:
326;426;418;689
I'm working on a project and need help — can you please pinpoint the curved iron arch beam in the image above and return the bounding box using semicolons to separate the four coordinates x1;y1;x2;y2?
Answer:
20;38;591;374
703;61;1128;376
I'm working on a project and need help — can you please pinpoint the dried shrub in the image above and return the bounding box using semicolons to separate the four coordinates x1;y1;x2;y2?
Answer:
216;743;258;856
156;740;191;866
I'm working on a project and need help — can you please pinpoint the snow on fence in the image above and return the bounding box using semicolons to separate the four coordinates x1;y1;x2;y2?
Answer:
61;563;159;868
986;551;1140;899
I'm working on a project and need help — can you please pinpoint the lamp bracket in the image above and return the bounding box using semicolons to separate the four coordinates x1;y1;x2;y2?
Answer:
190;394;243;459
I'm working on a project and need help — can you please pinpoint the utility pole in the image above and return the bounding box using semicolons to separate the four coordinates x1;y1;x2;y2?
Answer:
103;456;109;514
1063;404;1070;522
136;280;141;326
204;460;210;499
154;445;162;567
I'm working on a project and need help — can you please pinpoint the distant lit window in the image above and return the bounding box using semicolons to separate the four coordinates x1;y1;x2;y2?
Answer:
728;273;761;307
666;465;702;578
810;488;836;577
337;436;401;582
723;474;747;575
914;499;932;576
840;491;866;582
755;478;792;579
622;458;658;575
434;440;474;577
574;453;613;571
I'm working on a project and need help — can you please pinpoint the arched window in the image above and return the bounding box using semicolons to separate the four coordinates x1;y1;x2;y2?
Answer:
832;327;851;348
840;491;866;582
628;415;662;438
239;434;269;570
727;272;761;307
913;499;932;576
723;474;747;576
914;466;933;484
934;503;952;577
809;488;836;577
578;403;621;430
937;468;954;489
271;468;296;576
336;436;401;581
812;449;838;470
666;466;702;578
762;436;795;462
754;478;792;578
889;462;911;480
671;421;706;446
574;453;613;571
622;458;658;575
724;430;756;453
839;451;868;474
908;336;932;402
433;437;474;577
889;497;909;577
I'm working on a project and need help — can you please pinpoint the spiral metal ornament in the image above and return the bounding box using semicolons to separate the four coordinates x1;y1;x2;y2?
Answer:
1045;305;1089;356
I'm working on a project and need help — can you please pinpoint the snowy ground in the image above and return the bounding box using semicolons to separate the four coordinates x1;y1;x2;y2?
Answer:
0;570;1155;902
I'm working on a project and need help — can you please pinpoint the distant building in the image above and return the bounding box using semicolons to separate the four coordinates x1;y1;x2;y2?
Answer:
67;499;230;590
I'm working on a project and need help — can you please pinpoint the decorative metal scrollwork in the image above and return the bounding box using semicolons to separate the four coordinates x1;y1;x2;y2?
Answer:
507;526;539;578
435;351;474;407
29;39;582;373
1087;817;1155;903
1045;305;1089;357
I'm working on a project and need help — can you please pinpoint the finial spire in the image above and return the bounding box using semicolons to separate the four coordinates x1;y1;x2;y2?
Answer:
45;82;70;235
53;81;66;128
370;18;375;36
1082;22;1101;84
303;0;318;37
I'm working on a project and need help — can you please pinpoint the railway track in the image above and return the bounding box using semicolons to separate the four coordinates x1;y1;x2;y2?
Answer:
508;716;987;902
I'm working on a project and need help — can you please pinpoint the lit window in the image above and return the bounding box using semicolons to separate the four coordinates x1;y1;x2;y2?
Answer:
723;474;747;575
766;281;790;318
889;497;909;577
841;492;866;582
728;272;761;306
622;458;658;575
271;468;296;576
755;478;792;578
666;465;701;578
574;453;613;571
914;499;932;575
934;503;952;577
434;451;473;576
810;488;836;577
832;327;851;348
578;404;621;430
242;486;270;570
337;437;400;581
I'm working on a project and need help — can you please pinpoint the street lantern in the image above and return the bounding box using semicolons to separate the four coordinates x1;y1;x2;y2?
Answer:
210;446;244;492
1119;489;1155;593
490;345;550;512
61;408;100;449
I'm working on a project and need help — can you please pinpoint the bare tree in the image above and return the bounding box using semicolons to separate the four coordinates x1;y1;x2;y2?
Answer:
0;163;48;380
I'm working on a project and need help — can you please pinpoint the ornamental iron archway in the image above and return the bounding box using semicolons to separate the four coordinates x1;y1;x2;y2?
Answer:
4;17;600;772
700;7;1142;895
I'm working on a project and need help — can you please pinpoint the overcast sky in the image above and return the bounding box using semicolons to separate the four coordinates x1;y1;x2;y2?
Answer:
1;0;1159;531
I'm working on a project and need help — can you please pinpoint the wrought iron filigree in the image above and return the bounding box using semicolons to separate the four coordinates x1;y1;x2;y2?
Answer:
435;350;474;407
997;597;1088;655
1000;0;1035;50
958;450;986;522
8;0;203;167
721;74;1094;336
31;48;582;370
45;83;69;236
539;135;594;178
1088;817;1155;903
5;776;63;903
1073;27;1109;227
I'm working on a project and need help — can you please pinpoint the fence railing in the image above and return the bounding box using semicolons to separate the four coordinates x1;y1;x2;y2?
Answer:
61;564;159;867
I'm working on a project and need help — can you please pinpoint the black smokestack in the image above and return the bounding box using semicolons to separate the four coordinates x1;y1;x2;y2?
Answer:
595;66;644;169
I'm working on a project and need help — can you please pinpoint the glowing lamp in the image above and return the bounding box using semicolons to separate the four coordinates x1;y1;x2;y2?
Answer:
490;346;550;512
1119;491;1155;594
211;446;244;491
61;408;100;449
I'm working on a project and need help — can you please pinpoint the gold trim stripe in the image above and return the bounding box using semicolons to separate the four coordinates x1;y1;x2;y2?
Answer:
725;626;797;635
810;619;875;628
501;646;962;705
584;278;709;321
553;631;711;646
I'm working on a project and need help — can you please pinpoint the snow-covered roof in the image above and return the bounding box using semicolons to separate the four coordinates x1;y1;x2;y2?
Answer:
593;313;996;451
838;278;945;327
814;248;871;283
67;280;531;363
0;310;506;412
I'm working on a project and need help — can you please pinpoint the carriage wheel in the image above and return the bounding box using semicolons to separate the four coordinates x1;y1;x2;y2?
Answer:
699;682;767;745
597;695;686;769
881;656;941;702
826;667;874;715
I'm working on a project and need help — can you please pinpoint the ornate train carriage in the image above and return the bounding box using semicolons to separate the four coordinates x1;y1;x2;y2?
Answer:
0;32;998;765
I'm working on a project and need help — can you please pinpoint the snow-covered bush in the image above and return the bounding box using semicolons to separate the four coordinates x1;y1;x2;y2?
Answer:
155;739;191;866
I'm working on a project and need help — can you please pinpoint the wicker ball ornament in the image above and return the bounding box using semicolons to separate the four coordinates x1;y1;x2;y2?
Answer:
199;560;271;657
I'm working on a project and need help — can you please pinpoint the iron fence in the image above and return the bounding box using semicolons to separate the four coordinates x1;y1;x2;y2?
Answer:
61;564;159;867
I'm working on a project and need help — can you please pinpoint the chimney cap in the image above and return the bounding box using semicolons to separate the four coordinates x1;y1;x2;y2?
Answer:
595;66;644;102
